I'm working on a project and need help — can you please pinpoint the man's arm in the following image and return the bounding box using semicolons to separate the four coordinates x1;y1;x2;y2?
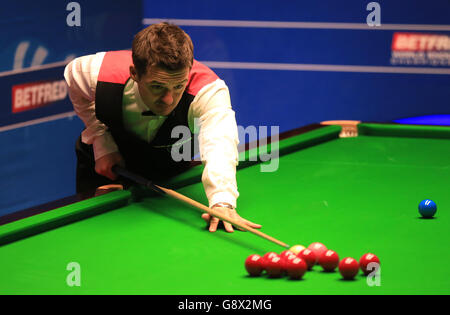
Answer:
64;53;123;180
189;80;261;232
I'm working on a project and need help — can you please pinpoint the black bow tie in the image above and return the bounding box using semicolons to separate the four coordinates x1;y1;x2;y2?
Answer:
142;110;156;116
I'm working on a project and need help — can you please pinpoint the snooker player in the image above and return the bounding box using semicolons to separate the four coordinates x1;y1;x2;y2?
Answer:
64;22;261;233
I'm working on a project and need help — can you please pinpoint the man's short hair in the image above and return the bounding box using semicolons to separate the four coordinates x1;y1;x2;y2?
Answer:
132;22;194;77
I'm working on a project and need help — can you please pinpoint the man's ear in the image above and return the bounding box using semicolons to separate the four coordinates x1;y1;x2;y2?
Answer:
129;65;138;81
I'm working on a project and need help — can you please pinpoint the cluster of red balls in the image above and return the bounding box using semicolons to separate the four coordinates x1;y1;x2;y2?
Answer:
245;242;380;280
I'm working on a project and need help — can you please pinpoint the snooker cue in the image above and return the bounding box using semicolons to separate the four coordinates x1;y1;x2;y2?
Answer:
112;165;290;249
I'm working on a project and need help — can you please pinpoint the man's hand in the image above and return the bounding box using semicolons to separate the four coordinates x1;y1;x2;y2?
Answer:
201;207;262;233
95;152;125;180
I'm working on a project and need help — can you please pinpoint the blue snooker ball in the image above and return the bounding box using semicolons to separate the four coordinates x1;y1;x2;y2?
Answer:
418;199;437;218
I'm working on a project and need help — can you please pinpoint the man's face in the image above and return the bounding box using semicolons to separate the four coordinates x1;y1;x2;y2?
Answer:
130;65;189;116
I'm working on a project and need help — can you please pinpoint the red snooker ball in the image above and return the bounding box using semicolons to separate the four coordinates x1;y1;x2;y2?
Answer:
284;257;307;280
359;253;380;276
338;257;359;280
261;252;279;271
265;255;284;278
298;248;317;270
245;254;264;277
280;250;295;260
308;242;328;261
319;249;340;272
280;252;297;272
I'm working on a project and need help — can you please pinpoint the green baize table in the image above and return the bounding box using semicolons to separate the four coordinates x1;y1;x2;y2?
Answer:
0;123;449;294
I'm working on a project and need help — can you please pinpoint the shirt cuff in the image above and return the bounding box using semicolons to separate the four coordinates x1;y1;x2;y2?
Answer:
209;191;237;209
92;132;119;161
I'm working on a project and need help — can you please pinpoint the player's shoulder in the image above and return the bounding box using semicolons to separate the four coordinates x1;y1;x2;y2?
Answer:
187;60;221;96
66;52;107;72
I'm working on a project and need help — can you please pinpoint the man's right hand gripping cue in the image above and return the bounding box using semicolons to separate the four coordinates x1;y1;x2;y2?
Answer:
95;151;124;180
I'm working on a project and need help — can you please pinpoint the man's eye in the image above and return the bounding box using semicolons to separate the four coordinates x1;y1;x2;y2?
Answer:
151;85;163;90
175;85;184;90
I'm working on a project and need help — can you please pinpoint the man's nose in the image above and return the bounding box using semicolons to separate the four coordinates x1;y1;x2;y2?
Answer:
161;90;173;105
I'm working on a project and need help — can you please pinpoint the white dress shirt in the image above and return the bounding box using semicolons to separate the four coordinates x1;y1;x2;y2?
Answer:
64;52;239;208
